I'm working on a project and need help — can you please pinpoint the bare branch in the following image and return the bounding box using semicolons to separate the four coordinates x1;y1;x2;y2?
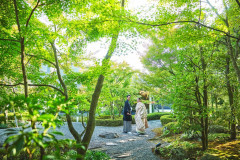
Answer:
0;83;65;96
206;0;227;24
127;19;239;40
13;0;21;33
199;0;202;22
0;39;20;42
25;56;33;66
26;0;41;27
26;54;56;67
38;2;55;7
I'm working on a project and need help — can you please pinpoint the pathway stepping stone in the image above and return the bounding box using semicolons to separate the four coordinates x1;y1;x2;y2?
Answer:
106;142;118;146
99;132;119;139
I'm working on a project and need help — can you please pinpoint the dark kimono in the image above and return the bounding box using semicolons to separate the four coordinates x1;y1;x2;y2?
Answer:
123;100;132;133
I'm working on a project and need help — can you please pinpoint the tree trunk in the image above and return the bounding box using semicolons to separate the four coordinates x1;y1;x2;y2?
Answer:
225;56;237;139
50;40;81;142
200;46;208;150
227;37;240;85
78;75;104;159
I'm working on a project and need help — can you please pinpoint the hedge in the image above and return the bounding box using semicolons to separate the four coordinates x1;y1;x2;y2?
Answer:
147;112;171;121
160;115;176;126
95;119;123;126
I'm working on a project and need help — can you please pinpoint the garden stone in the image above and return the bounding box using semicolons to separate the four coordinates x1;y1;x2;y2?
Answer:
160;142;171;148
99;132;119;139
106;142;118;146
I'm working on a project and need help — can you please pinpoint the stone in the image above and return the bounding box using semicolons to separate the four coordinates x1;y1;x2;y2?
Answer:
159;142;171;148
99;132;119;139
106;142;118;146
114;152;131;158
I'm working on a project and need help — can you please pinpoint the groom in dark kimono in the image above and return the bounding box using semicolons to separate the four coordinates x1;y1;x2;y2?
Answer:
123;95;132;133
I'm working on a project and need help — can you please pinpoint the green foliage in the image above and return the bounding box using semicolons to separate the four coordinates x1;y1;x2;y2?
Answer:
85;150;110;160
155;141;200;160
0;112;29;123
208;133;230;142
160;115;176;126
169;147;187;160
209;125;228;134
147;112;171;121
163;122;182;135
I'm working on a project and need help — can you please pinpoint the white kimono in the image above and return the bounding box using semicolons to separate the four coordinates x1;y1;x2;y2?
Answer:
135;102;147;133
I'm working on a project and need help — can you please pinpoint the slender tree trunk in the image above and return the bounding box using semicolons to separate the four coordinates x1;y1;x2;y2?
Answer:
200;46;208;149
227;37;240;85
78;75;104;158
20;38;28;98
225;57;237;139
50;41;81;142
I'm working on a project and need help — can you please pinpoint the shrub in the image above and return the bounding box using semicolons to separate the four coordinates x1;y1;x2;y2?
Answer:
85;150;110;160
160;115;176;126
164;122;182;134
169;147;187;160
96;115;112;119
209;125;227;133
147;112;171;121
95;119;123;126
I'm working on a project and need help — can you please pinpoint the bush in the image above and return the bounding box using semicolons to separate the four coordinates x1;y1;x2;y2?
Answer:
147;112;171;121
96;115;112;119
160;115;176;126
85;150;110;160
96;119;123;126
169;147;187;160
209;125;227;133
164;122;182;134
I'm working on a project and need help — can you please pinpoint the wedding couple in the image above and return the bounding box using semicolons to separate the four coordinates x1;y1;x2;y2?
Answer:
123;95;148;135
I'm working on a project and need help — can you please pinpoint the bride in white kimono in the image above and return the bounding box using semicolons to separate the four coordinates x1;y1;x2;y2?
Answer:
135;98;148;134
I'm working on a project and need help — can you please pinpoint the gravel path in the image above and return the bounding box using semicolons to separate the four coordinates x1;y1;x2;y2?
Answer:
54;120;162;160
0;120;162;160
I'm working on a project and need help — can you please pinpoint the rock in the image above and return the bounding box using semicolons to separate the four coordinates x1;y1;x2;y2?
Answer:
114;152;131;158
99;132;119;139
106;142;118;146
159;142;171;148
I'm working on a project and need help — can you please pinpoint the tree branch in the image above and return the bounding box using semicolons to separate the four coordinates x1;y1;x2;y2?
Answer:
0;38;20;42
206;0;227;24
13;0;21;33
127;19;239;40
0;83;65;96
26;0;40;27
235;0;240;8
26;54;56;67
199;0;202;22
